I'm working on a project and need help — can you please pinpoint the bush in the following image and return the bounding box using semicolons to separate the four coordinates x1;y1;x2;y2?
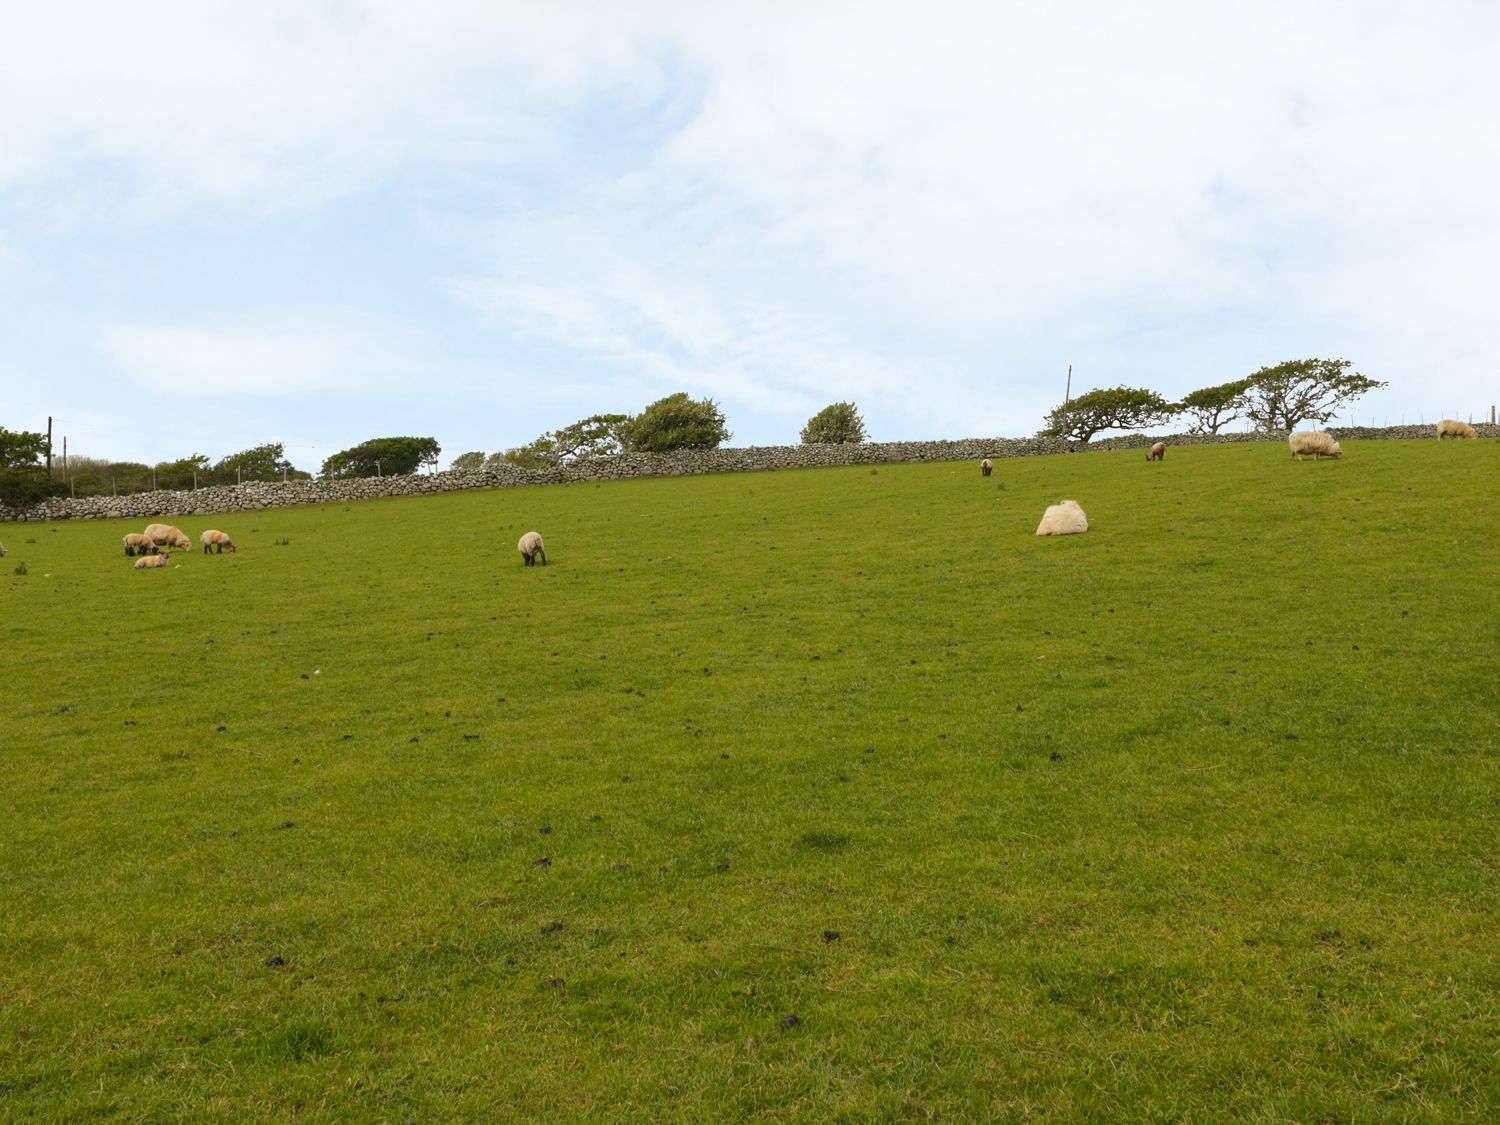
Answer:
0;469;65;510
623;394;730;453
800;402;868;444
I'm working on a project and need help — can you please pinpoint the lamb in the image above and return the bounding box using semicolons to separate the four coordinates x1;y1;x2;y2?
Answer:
518;531;547;566
1436;418;1479;440
981;458;993;477
143;523;192;551
1288;431;1342;461
123;533;154;556
134;551;170;570
1147;442;1166;461
1035;500;1088;536
200;529;236;554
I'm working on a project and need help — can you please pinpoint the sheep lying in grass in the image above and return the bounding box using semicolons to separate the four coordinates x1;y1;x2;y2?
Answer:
1036;500;1088;536
134;551;170;570
1436;418;1478;440
200;529;236;554
1288;431;1342;461
1147;442;1166;461
518;531;547;566
123;533;154;556
143;523;192;551
981;458;993;477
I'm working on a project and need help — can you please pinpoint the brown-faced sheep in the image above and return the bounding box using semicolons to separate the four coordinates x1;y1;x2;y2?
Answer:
1436;418;1478;440
1288;431;1342;461
134;551;170;570
143;523;192;551
518;531;547;566
123;533;154;556
1036;500;1088;536
981;458;993;477
200;529;236;554
1147;442;1166;461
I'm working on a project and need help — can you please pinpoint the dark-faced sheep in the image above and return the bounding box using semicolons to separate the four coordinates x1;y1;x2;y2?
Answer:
981;458;993;477
1147;442;1166;461
201;529;236;554
143;523;192;551
1436;419;1478;440
123;533;154;556
134;551;170;570
1036;500;1088;536
518;531;547;566
1288;431;1342;461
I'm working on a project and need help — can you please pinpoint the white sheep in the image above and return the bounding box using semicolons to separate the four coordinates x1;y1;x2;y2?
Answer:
518;531;547;566
143;523;192;551
0;542;6;558
1436;418;1479;440
200;529;236;554
1036;500;1088;536
1288;431;1342;461
981;458;993;477
123;533;154;556
1147;442;1166;461
134;551;171;570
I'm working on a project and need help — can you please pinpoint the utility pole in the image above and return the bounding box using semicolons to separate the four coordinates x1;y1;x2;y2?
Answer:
1064;364;1072;404
46;416;53;474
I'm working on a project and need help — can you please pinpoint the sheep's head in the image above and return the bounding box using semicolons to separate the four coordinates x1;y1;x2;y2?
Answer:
1330;443;1343;458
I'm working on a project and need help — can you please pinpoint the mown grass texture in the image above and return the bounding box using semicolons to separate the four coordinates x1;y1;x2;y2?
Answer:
2;439;1498;1121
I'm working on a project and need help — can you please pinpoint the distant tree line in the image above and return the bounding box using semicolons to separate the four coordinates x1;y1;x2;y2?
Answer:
1040;358;1386;443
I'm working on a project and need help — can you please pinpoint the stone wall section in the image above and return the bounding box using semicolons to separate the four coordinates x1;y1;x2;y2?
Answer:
6;424;1496;522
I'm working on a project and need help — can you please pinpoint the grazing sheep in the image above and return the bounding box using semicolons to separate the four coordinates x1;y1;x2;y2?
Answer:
981;458;993;477
134;551;170;570
1147;442;1166;461
518;531;547;566
200;529;236;554
1288;431;1343;461
143;523;192;551
1436;418;1479;440
0;542;5;558
1036;500;1088;536
123;533;154;556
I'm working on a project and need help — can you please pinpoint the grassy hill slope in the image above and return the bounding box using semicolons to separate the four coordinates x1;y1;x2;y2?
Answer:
3;440;1498;1120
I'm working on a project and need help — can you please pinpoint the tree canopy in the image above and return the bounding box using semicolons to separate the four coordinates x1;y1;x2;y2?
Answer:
321;437;441;479
0;426;62;508
1178;379;1252;434
800;402;868;445
1039;386;1179;443
1242;358;1385;432
214;442;307;481
622;394;730;453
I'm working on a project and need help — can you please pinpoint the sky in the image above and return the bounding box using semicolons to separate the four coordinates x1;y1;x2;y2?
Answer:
2;1;1498;473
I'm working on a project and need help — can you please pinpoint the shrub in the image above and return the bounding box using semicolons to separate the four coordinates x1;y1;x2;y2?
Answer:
800;402;868;444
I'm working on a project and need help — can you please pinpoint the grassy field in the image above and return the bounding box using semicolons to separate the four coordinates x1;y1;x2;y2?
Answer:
2;439;1498;1121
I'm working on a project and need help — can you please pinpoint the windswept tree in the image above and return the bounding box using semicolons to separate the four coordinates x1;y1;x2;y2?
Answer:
1178;379;1252;434
497;413;634;469
1242;358;1386;432
321;437;441;479
1039;386;1179;444
622;394;730;452
449;451;485;471
800;402;868;444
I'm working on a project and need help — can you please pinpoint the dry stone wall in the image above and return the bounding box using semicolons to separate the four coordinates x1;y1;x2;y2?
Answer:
6;423;1495;522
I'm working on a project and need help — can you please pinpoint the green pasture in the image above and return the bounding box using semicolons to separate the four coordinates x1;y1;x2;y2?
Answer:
2;439;1497;1120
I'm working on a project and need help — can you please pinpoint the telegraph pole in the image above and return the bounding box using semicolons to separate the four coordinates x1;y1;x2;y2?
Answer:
1064;364;1072;404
